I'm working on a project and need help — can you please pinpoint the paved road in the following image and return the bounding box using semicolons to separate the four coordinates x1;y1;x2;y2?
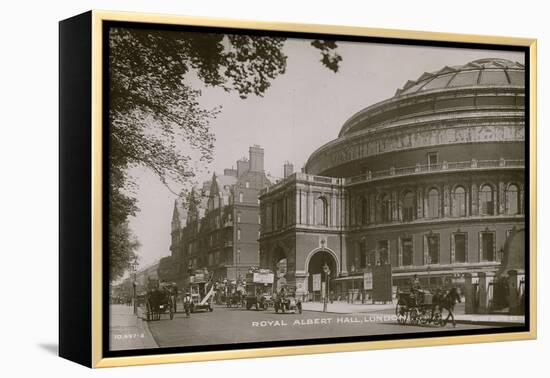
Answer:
146;304;494;348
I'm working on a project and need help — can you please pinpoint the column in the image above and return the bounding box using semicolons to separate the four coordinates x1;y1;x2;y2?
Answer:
369;192;376;223
423;187;429;218
471;183;479;216
477;272;495;314
300;189;308;224
416;187;424;219
464;273;479;314
519;184;525;215
307;189;314;225
466;186;471;217
443;184;451;217
498;181;506;215
392;190;399;221
331;191;337;227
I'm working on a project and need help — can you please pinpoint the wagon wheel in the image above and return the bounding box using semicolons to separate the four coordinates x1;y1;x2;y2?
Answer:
409;308;419;325
395;304;408;324
419;307;430;325
432;310;442;326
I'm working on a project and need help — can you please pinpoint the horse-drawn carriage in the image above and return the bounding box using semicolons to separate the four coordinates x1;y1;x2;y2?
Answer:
395;287;461;326
225;290;244;308
144;285;176;321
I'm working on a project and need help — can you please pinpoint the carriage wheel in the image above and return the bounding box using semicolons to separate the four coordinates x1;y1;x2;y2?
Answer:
419;308;430;325
432;311;442;326
409;308;419;325
395;304;408;324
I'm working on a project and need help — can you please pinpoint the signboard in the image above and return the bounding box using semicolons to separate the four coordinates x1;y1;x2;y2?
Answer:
363;272;373;290
312;273;321;291
253;272;274;284
321;282;326;298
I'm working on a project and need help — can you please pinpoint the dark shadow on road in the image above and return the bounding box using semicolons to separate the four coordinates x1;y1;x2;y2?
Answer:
38;343;58;355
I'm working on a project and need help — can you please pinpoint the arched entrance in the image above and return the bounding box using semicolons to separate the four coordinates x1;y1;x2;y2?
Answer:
307;249;338;302
272;246;287;291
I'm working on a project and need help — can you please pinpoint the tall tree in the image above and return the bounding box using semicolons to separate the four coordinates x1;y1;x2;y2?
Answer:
108;27;341;281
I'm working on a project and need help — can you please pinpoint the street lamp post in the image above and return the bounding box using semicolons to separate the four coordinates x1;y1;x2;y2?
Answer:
130;256;138;315
350;265;355;304
323;263;331;312
426;255;432;290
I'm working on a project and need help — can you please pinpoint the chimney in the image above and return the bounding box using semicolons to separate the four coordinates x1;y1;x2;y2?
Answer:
237;158;249;177
283;161;294;178
249;145;264;172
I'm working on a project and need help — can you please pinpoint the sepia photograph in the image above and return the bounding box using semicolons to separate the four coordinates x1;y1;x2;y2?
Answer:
106;22;528;354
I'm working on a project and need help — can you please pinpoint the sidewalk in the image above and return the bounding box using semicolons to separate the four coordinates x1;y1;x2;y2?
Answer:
301;301;525;326
109;304;158;351
301;301;394;314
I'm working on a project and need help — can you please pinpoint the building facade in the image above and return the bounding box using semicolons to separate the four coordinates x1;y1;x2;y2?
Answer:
168;146;271;287
259;58;525;299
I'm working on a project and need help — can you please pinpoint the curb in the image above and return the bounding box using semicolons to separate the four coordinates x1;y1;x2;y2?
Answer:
302;309;524;327
454;319;525;327
136;308;160;348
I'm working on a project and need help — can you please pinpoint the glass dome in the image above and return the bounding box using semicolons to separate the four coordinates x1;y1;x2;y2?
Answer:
394;58;524;97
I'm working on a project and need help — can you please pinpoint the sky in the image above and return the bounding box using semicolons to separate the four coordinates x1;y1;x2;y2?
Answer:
125;35;524;270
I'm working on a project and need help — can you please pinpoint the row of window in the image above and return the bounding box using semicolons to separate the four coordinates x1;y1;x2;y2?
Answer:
263;183;521;231
358;183;521;225
354;230;504;268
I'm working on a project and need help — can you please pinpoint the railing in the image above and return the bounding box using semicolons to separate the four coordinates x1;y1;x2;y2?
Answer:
261;172;344;195
260;159;524;194
345;159;524;186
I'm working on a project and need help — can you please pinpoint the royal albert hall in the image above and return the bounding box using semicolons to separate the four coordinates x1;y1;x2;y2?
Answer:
259;58;526;300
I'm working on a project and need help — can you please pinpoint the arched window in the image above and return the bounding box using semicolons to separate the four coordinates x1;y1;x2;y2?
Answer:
506;184;520;215
361;196;369;225
402;191;416;222
428;188;440;218
480;185;494;215
315;196;328;226
452;186;466;217
381;194;392;223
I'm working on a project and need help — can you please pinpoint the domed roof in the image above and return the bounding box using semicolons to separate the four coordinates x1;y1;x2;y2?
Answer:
394;58;524;97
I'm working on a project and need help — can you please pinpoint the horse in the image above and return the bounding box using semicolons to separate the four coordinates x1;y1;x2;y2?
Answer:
432;287;461;327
